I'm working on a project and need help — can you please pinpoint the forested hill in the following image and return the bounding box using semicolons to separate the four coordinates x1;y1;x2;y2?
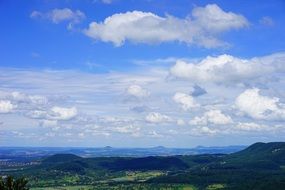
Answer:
37;142;285;172
229;142;285;162
220;142;285;170
150;142;285;189
2;142;285;189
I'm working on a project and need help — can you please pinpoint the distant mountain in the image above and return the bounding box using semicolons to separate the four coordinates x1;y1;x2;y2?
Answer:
0;145;246;159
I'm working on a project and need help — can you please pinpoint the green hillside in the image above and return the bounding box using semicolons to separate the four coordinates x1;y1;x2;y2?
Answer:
228;142;285;162
219;142;285;170
2;142;285;189
42;154;82;164
150;142;285;189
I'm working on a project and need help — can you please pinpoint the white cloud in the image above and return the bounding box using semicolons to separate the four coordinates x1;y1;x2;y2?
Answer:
145;112;172;123
192;4;248;32
170;55;258;82
235;122;270;131
235;88;285;120
127;85;150;98
0;62;284;144
170;53;285;83
31;8;85;28
0;100;16;113
114;124;140;134
29;95;48;105
84;4;248;47
173;92;199;111
40;119;58;127
148;130;163;138
41;119;60;131
191;126;218;136
51;106;78;120
190;109;233;125
11;91;28;102
8;92;48;105
27;110;45;119
28;106;78;121
177;119;185;126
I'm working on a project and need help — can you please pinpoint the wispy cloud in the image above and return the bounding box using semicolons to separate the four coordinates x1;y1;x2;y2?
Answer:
30;8;85;29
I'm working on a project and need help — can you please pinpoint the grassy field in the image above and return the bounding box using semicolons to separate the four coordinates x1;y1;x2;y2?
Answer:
30;184;197;190
29;171;197;190
31;186;92;190
206;184;226;190
107;171;164;182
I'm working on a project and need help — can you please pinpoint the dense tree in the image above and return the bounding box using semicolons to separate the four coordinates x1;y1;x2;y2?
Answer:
0;176;29;190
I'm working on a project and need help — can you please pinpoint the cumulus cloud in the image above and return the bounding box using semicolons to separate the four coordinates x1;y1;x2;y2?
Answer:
235;88;285;120
0;100;16;113
190;109;233;125
0;91;48;106
51;106;78;120
84;4;248;47
31;8;85;28
10;92;48;105
235;122;270;131
27;106;78;121
114;124;140;137
191;126;218;136
29;95;48;105
127;85;150;98
1;64;284;143
0;91;76;123
170;53;285;83
40;119;58;127
177;119;186;126
145;112;172;123
173;92;199;111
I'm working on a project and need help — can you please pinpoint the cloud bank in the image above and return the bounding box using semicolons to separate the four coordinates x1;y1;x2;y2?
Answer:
170;53;285;83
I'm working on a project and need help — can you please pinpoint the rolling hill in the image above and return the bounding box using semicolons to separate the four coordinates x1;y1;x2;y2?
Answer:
26;142;285;173
2;142;285;189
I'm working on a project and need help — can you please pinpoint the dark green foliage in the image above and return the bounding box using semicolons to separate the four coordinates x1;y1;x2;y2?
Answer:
42;154;81;164
149;142;285;190
0;176;29;190
150;169;285;190
53;161;87;174
99;156;189;171
218;142;285;170
226;142;285;163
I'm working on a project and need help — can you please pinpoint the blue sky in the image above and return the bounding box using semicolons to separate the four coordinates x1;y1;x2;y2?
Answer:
0;0;285;147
